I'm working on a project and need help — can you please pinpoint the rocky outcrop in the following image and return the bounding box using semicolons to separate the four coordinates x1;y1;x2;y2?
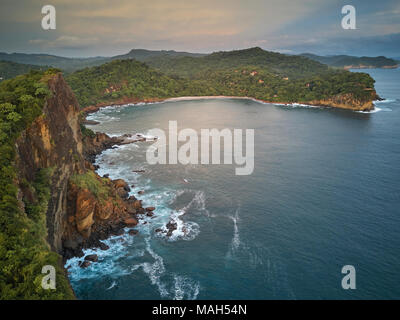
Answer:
14;73;146;264
309;92;380;112
62;170;142;259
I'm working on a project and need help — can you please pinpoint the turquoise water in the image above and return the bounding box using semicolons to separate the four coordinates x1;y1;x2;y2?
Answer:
66;68;400;299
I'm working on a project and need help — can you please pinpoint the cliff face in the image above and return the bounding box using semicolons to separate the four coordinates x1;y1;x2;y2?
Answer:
14;73;142;262
309;91;379;111
15;74;85;253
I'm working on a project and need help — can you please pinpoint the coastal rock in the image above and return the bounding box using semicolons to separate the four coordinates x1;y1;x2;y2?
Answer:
126;205;137;215
127;195;137;202
99;242;110;251
146;206;156;212
116;187;129;199
111;227;125;236
124;217;138;227
113;179;130;191
84;254;98;262
166;221;178;237
132;200;142;209
128;229;139;236
79;260;91;269
95;200;114;220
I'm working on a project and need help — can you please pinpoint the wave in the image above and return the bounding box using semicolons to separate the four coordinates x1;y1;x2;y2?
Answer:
356;107;383;114
173;275;200;300
66;137;203;299
374;98;396;104
106;281;117;290
229;207;241;252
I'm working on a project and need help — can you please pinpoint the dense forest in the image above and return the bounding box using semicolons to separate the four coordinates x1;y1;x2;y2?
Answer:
0;60;49;81
66;47;376;108
0;49;204;73
301;53;398;69
0;52;109;73
0;69;75;299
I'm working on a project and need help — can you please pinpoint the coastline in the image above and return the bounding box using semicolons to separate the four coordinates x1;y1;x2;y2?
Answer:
82;94;377;116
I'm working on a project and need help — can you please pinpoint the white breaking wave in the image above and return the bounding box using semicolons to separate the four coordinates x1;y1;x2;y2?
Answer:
106;281;117;290
229;207;241;252
173;275;200;300
356;107;383;114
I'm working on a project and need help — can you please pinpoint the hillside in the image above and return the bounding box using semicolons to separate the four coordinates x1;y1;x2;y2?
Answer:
301;53;398;69
0;69;148;299
0;60;49;81
146;47;330;79
112;48;205;62
0;52;109;73
66;47;378;111
0;49;204;74
0;69;76;298
66;59;195;107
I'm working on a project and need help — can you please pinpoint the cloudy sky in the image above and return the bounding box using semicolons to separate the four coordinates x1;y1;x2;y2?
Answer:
0;0;399;57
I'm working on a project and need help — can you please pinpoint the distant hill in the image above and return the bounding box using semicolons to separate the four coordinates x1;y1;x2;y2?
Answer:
301;53;398;69
145;47;330;79
66;47;378;111
0;49;204;73
0;52;108;73
0;60;49;81
112;48;205;62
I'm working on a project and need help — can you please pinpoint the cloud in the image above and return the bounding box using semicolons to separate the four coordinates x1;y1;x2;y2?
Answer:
29;35;99;49
0;0;399;56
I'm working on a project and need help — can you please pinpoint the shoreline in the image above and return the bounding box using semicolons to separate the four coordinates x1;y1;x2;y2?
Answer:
83;95;377;116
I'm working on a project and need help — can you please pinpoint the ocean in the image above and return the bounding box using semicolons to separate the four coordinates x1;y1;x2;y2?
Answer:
66;68;400;299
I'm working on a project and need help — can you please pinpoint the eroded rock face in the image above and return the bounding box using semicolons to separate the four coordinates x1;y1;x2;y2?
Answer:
15;73;85;253
95;200;114;220
63;172;144;258
75;189;96;237
13;73;148;261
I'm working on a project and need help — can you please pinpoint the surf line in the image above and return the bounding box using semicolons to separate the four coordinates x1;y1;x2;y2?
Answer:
146;121;254;175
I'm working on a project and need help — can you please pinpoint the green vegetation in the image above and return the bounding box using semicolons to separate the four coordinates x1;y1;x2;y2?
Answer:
0;52;108;73
0;49;203;73
70;171;113;203
301;53;398;69
112;48;205;62
0;60;50;81
80;123;96;138
0;69;74;299
66;59;190;107
66;47;376;108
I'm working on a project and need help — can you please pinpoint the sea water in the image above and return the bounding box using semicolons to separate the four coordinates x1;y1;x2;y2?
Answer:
66;68;400;299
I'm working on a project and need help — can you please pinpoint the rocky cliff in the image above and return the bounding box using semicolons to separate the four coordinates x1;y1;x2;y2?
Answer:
309;91;379;111
14;73;144;275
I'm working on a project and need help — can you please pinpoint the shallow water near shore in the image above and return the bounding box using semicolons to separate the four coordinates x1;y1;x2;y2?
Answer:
66;68;400;299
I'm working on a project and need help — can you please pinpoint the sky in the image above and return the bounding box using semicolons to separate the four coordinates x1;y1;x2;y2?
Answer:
0;0;399;57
